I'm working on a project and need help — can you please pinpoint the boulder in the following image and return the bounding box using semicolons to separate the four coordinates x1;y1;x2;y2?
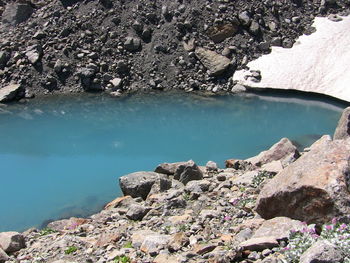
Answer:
333;107;350;140
0;232;25;253
126;204;151;221
252;217;305;241
256;136;350;224
132;230;156;248
195;47;231;76
205;161;218;171
300;240;345;263
207;23;238;43
104;195;135;210
25;44;43;64
239;236;279;251
119;171;170;200
0;248;9;263
155;162;186;175
246;138;300;167
124;37;141;52
173;160;203;185
2;2;33;26
185;179;210;193
47;217;89;231
140;234;170;255
0;84;22;102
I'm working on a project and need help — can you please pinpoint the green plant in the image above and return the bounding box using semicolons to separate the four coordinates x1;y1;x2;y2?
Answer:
114;255;131;263
64;246;78;255
178;224;190;232
183;193;190;201
251;171;275;188
123;241;133;248
39;227;56;236
279;219;350;263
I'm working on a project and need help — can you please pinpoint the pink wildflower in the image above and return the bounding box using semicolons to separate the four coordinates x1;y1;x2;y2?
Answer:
339;223;347;230
224;216;232;221
325;225;333;231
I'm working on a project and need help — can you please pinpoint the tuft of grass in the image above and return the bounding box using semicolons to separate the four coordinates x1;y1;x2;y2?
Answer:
64;246;78;255
39;227;56;236
251;171;275;188
123;241;133;248
114;255;131;263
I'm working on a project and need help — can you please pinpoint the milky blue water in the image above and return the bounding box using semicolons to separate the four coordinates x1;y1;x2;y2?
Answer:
0;91;346;231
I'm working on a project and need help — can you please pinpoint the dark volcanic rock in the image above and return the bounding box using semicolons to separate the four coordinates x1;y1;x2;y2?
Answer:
174;160;203;185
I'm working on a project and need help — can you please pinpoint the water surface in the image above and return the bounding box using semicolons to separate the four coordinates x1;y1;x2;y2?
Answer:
0;91;346;231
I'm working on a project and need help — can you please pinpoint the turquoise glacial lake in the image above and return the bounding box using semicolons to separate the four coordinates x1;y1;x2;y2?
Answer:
0;91;347;232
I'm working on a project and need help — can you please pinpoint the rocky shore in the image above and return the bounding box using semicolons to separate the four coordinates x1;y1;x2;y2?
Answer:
1;0;350;102
1;107;350;262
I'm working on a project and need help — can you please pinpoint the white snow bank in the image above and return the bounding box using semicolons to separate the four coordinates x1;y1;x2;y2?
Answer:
233;16;350;102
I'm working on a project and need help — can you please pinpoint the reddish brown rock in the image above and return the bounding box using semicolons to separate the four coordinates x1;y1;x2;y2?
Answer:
256;136;350;224
104;195;135;210
207;23;238;43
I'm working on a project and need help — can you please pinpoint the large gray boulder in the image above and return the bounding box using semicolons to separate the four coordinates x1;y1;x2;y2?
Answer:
174;160;203;185
0;232;25;253
256;135;350;224
300;240;345;263
2;2;33;26
119;171;171;200
155;162;186;175
246;137;300;167
0;84;23;102
195;47;231;76
333;107;350;140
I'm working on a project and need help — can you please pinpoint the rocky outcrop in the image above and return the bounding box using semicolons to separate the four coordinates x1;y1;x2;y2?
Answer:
173;160;203;185
333;106;350;140
195;48;231;76
0;232;25;253
255;135;350;224
0;84;23;102
119;171;171;200
247;137;300;167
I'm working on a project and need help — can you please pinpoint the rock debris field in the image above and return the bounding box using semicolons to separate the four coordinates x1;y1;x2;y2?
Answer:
0;0;350;101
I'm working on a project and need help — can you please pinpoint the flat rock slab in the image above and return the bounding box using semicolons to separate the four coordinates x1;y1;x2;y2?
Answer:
195;47;231;76
252;217;304;241
233;16;350;102
0;84;22;102
239;236;279;251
